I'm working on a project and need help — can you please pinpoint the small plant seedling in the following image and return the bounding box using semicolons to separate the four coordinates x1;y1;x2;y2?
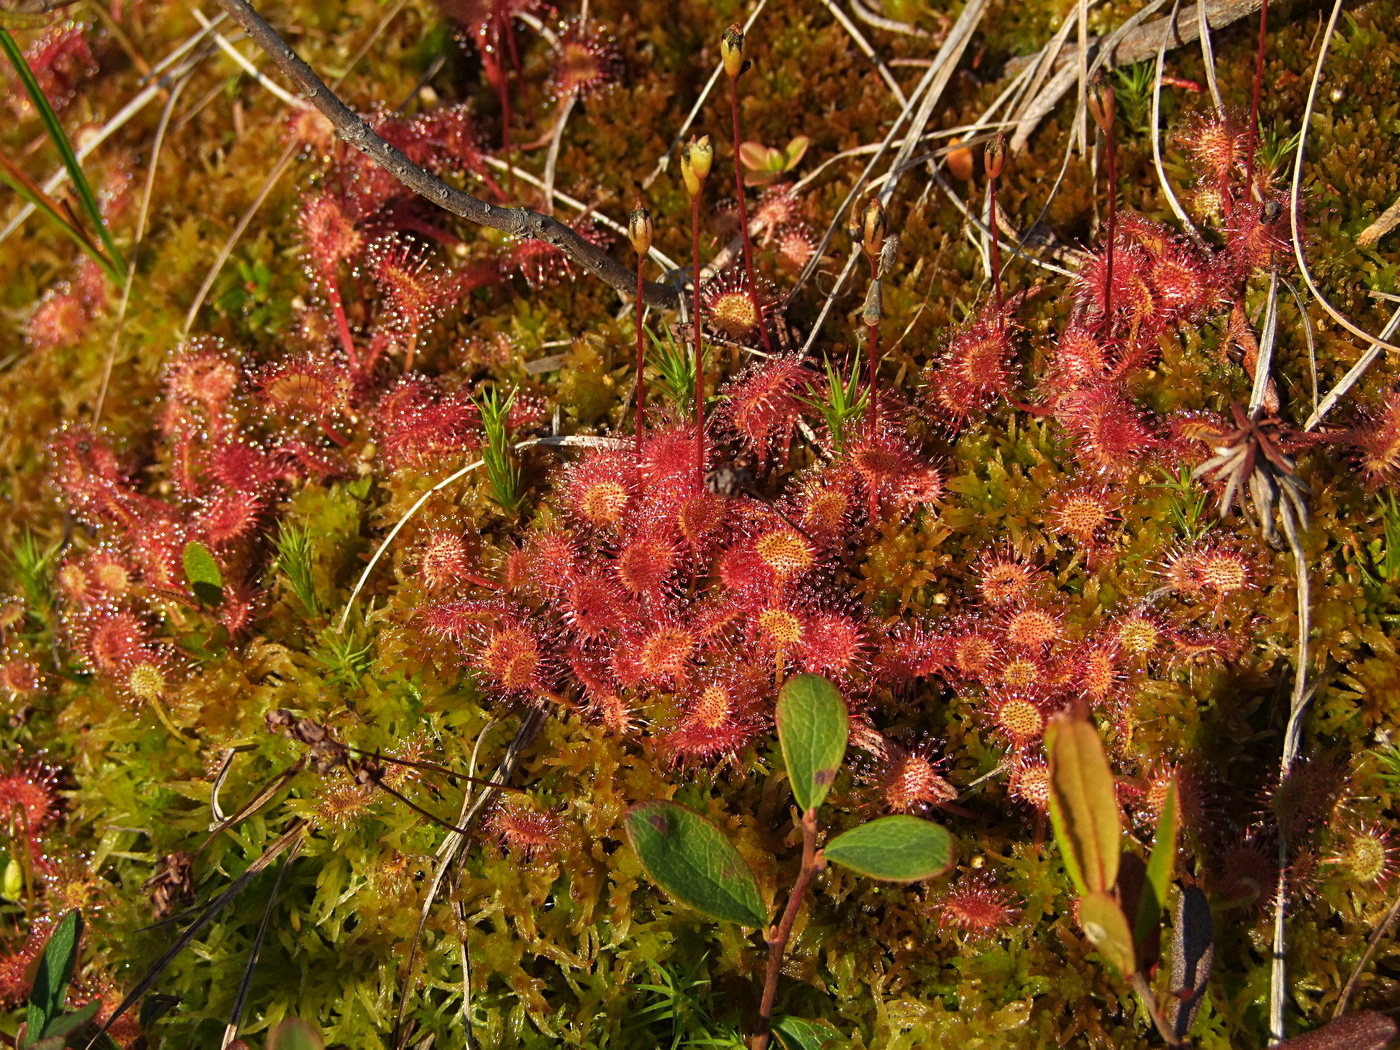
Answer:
738;136;810;187
472;385;523;514
626;674;953;1049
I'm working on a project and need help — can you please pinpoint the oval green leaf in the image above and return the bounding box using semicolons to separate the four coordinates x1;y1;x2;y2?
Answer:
773;1015;843;1050
1080;890;1136;977
625;801;767;927
1046;712;1122;896
823;816;954;882
182;541;224;606
267;1018;325;1050
776;674;848;813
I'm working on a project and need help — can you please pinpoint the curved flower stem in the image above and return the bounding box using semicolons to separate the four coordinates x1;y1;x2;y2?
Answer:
752;806;821;1050
692;192;706;490
635;251;646;449
729;73;775;356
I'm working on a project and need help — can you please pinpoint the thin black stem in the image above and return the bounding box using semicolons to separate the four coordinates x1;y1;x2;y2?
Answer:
210;0;680;310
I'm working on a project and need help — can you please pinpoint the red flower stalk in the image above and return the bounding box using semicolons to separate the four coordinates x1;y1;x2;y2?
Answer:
681;136;714;492
629;203;654;446
720;24;775;356
1087;78;1119;328
984;135;1007;327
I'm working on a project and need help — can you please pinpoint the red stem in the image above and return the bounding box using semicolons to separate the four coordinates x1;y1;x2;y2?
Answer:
691;193;706;491
752;807;821;1050
866;255;880;437
988;174;1004;329
324;272;357;371
729;76;775;356
1102;131;1117;326
635;253;646;450
1245;0;1269;195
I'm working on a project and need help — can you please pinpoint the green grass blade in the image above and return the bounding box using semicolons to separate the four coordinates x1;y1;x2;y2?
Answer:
0;26;126;280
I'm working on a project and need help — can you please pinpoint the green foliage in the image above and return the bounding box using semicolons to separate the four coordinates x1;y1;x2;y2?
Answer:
796;358;866;454
822;817;955;881
625;801;768;927
0;29;124;283
775;673;848;812
473;385;523;515
274;522;321;617
648;324;695;415
181;541;224;607
1046;713;1121;897
2;528;57;625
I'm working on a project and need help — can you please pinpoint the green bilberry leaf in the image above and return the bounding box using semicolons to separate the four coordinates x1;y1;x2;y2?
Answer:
773;1014;843;1049
38;998;101;1042
1046;712;1121;897
625;801;767;927
776;673;848;813
1135;775;1179;952
25;909;82;1044
823;816;954;881
267;1018;325;1050
182;541;224;607
1079;890;1136;977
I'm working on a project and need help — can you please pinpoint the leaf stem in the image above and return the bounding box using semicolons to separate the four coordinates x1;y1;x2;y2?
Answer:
752;806;821;1050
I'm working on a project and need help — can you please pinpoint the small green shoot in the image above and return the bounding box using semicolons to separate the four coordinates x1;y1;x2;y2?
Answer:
473;385;523;515
1153;465;1210;541
0;28;126;283
274;523;321;617
798;358;866;454
1110;61;1157;135
2;529;59;625
647;324;695;415
737;136;810;186
1370;492;1400;583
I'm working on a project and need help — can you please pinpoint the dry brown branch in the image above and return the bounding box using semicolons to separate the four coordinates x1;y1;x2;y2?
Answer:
211;0;682;311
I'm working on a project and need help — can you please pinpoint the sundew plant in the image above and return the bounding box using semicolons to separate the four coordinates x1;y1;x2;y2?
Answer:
2;0;1400;1048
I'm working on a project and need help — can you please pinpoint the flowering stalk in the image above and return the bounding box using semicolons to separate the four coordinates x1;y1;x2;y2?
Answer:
682;136;713;491
856;197;886;436
628;202;654;449
985;134;1007;331
1088;79;1117;327
1245;0;1270;195
721;24;775;356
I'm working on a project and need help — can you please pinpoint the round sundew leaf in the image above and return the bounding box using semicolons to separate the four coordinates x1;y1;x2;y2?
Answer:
822;816;954;882
625;801;768;927
776;673;849;813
